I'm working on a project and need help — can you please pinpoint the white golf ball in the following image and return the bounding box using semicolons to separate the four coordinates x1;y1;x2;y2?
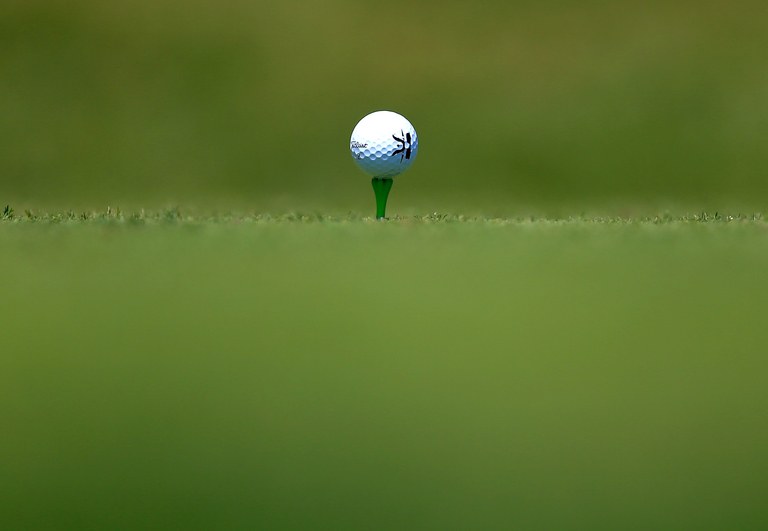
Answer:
350;111;418;178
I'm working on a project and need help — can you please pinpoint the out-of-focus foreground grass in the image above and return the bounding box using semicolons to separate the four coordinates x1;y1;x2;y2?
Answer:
2;0;767;210
2;218;767;529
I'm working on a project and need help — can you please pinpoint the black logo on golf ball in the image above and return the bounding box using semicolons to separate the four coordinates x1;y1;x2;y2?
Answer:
392;131;412;162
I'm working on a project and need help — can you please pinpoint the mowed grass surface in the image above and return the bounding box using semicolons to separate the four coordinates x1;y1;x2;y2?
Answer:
2;215;768;530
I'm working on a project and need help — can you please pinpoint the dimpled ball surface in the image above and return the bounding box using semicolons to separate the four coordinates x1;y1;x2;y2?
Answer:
350;111;418;178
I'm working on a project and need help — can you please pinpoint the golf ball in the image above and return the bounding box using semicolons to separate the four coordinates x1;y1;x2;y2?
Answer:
350;111;418;178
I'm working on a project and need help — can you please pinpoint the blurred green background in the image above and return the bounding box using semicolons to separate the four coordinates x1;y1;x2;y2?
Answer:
2;0;767;211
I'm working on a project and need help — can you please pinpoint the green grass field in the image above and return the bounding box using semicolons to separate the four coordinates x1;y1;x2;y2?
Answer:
2;211;767;529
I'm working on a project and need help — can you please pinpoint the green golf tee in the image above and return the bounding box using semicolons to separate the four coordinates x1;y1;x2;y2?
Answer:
371;178;394;220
